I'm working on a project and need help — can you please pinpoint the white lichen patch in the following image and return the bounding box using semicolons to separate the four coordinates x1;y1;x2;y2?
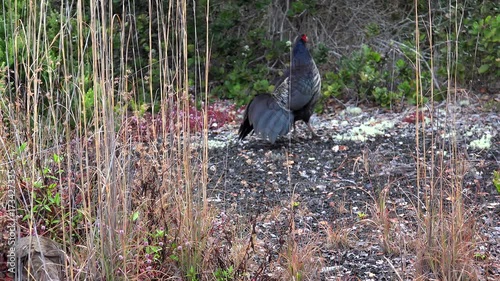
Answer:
469;133;492;150
207;139;227;149
465;124;495;138
459;99;470;107
335;118;395;142
190;138;228;150
329;119;340;127
340;106;363;116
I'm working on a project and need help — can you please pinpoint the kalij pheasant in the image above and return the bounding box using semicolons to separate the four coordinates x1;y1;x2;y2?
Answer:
238;34;321;143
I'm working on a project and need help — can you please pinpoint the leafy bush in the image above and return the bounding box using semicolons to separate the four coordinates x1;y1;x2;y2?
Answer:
4;0;497;117
211;58;273;106
17;151;86;243
494;170;500;194
466;14;500;78
322;45;429;107
208;25;290;105
422;1;499;86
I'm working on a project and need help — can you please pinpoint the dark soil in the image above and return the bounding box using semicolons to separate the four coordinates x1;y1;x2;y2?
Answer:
206;98;500;280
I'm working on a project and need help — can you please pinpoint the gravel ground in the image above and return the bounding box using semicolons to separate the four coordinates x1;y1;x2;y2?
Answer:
206;97;500;280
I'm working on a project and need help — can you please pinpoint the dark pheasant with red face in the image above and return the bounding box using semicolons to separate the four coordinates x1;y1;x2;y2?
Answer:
238;34;321;143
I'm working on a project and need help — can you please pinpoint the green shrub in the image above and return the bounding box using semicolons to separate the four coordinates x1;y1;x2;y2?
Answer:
424;1;499;86
321;45;430;108
209;27;290;105
494;170;500;194
467;14;500;78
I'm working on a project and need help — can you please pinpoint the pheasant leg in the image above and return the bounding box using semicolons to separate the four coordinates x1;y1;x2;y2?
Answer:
306;122;319;139
292;123;301;140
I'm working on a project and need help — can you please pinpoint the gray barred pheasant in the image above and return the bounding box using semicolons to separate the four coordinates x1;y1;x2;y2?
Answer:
238;34;321;143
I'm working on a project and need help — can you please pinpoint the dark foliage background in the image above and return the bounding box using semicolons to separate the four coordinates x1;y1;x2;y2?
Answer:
1;0;499;113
